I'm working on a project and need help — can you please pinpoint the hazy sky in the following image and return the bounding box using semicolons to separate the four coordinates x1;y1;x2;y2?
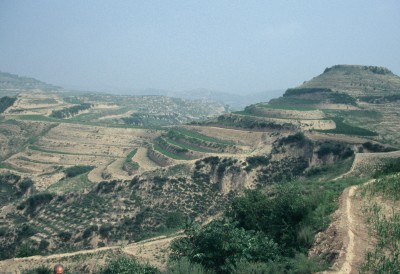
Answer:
0;1;399;94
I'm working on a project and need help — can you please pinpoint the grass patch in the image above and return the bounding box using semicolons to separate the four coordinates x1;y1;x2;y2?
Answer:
64;165;95;178
173;128;235;145
122;149;139;174
319;117;378;136
164;137;212;153
47;173;94;193
360;174;400;274
153;143;190;160
260;103;317;111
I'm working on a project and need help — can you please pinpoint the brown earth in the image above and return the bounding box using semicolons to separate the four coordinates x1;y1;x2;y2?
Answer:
0;233;181;273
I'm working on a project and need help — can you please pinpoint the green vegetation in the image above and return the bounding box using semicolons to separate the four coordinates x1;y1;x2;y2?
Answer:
18;192;54;213
320;117;378;136
122;149;139;174
47;173;93;193
22;266;53;274
275;88;358;106
171;128;235;145
153;142;191;160
360;94;400;103
360;171;400;273
50;103;93;119
278;132;310;147
268;96;321;107
171;220;279;273
0;96;16;113
283;88;333;97
171;184;338;273
64;165;95;178
99;255;159;274
200;114;293;131
317;141;354;159
260;103;317;111
245;155;271;171
362;142;396;153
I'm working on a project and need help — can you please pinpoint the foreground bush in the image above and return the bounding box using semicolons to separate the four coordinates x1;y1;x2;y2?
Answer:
99;256;159;274
170;221;279;273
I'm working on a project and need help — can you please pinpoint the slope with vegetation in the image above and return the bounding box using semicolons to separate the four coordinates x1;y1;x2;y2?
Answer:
1;65;400;273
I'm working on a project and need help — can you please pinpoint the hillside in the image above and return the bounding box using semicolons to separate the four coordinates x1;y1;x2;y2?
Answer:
298;65;400;97
0;72;60;95
233;65;400;146
1;66;400;272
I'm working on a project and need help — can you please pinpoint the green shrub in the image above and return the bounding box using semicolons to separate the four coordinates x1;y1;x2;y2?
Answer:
170;221;279;273
99;256;160;274
16;243;40;258
64;165;94;178
0;96;16;113
58;231;72;242
18;178;34;195
245;155;271;171
19;193;54;213
50;103;92;118
100;224;113;238
22;266;52;274
166;257;212;274
322;118;378;136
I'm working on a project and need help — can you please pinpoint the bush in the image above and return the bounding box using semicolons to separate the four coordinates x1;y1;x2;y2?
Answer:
22;266;52;274
16;243;40;258
58;231;72;242
226;185;316;254
64;165;94;178
50;103;92;118
279;132;308;146
82;225;98;239
0;96;16;113
21;192;54;213
18;178;34;195
170;221;279;273
166;257;211;274
100;224;113;238
99;256;160;274
165;212;185;229
317;141;354;159
245;155;271;171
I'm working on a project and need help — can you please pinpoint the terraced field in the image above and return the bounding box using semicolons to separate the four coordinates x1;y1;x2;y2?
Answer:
0;92;257;191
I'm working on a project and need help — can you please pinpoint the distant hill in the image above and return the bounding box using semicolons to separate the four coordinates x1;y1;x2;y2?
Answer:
297;65;400;97
116;88;283;110
0;72;60;92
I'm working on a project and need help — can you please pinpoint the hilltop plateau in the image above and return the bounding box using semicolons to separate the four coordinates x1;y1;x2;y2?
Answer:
0;66;400;273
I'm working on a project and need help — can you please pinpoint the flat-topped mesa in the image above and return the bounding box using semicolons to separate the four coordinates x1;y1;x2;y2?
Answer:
297;64;400;97
323;65;394;75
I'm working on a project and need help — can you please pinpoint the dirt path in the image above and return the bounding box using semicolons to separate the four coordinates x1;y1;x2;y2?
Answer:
311;178;375;274
336;185;357;274
0;233;181;273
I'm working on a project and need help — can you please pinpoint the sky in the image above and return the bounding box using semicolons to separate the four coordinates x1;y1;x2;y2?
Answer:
0;0;399;94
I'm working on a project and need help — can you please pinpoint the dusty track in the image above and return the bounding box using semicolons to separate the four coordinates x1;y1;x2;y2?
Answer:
313;149;400;274
0;233;181;273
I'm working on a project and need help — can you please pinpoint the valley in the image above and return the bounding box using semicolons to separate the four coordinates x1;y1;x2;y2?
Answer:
0;65;400;273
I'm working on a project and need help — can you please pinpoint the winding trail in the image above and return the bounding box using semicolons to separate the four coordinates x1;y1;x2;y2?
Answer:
0;233;181;273
336;185;357;274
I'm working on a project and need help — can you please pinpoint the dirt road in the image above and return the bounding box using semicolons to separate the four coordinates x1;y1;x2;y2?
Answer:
0;233;181;273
